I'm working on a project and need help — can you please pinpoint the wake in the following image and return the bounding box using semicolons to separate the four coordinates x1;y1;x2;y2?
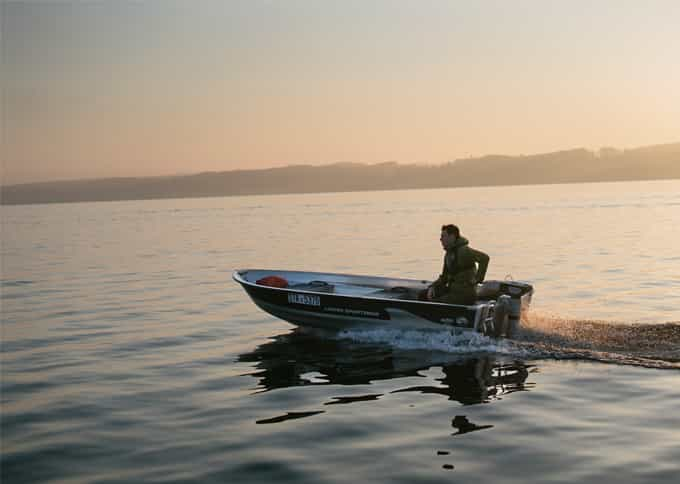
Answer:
335;313;680;370
513;312;680;369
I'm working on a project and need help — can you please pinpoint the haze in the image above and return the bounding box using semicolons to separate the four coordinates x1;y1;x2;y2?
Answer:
2;0;679;185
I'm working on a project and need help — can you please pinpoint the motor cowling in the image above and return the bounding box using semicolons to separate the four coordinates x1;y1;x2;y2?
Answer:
491;295;512;338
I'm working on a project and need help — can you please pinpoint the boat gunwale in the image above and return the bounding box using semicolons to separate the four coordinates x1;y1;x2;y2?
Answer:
232;269;496;310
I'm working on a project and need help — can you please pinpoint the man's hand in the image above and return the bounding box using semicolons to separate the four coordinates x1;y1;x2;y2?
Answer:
426;286;435;300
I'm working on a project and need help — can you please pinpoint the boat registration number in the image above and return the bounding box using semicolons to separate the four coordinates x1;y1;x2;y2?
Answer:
288;293;321;307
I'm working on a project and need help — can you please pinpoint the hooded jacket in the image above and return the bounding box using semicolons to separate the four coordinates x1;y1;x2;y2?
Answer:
432;236;490;301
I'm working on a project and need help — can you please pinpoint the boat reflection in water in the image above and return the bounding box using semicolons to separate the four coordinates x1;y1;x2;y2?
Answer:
238;328;535;408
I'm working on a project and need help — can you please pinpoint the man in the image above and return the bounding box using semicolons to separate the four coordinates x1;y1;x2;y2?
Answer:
426;224;489;305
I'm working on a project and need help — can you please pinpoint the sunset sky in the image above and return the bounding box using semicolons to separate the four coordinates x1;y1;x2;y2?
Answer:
2;0;679;185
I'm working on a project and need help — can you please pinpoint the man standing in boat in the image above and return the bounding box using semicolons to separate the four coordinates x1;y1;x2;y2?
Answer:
425;224;490;305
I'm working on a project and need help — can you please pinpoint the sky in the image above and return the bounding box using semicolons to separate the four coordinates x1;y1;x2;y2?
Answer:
1;0;679;185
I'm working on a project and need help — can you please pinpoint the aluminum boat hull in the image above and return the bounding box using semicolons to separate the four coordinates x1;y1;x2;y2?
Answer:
233;269;533;337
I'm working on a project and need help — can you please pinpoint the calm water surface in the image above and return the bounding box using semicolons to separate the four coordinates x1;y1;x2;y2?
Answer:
2;180;680;483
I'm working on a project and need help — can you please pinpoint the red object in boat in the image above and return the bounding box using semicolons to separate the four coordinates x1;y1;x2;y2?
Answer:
256;275;289;288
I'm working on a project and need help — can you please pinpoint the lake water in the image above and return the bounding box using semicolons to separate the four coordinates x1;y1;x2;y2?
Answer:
2;180;679;483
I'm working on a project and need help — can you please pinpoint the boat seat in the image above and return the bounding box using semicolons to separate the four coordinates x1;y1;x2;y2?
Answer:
289;281;335;293
370;286;419;300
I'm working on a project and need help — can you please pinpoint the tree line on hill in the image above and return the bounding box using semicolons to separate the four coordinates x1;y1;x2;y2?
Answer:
2;142;679;205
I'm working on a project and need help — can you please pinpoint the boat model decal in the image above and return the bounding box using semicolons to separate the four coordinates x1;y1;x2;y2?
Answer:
323;306;384;319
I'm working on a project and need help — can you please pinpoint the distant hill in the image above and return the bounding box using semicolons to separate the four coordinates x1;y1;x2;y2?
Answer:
2;142;679;205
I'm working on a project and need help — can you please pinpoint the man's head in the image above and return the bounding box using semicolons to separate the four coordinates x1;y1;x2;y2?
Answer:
440;224;459;249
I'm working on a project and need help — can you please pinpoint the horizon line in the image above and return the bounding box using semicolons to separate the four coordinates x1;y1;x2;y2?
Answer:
4;140;679;188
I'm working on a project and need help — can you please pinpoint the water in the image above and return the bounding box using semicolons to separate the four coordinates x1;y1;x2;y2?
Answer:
2;180;679;483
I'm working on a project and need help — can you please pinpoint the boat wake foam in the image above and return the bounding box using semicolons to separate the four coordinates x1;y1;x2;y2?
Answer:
333;313;680;370
337;328;510;355
512;312;680;369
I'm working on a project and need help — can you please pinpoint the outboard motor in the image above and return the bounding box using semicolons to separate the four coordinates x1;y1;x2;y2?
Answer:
491;295;512;337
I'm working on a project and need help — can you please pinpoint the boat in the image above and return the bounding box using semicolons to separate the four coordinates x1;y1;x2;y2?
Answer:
233;269;533;337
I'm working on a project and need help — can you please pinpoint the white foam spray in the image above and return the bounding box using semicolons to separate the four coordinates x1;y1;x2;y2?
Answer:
337;327;512;355
329;312;680;370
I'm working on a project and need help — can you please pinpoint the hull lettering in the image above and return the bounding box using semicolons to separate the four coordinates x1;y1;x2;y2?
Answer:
288;293;321;307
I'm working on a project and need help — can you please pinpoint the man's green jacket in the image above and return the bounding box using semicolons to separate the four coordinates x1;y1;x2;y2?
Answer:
432;236;490;305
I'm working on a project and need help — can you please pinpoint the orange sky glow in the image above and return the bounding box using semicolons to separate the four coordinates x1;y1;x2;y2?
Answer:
2;0;679;184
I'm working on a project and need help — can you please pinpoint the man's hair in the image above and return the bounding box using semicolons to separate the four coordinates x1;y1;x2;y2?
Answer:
441;224;460;237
